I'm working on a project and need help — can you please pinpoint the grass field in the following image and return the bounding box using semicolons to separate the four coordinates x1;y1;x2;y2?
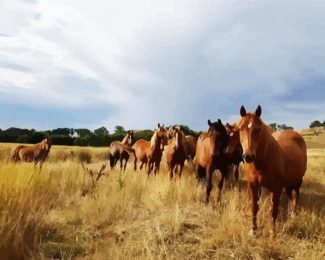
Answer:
0;131;324;259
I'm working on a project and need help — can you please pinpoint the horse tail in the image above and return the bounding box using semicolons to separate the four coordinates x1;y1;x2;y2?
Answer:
109;152;115;170
11;145;24;162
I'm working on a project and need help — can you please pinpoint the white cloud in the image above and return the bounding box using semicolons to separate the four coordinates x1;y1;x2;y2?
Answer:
0;0;324;129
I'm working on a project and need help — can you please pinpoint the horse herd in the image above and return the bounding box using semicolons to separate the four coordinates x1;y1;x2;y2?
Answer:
9;105;307;236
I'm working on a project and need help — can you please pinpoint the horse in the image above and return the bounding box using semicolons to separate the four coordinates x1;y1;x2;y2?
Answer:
165;126;188;178
237;105;307;236
166;126;197;160
195;119;229;203
109;130;135;171
225;123;243;182
185;135;197;160
11;138;52;168
132;123;168;176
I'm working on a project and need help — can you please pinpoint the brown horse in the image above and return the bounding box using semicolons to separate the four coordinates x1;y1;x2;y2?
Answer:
166;126;197;160
185;135;197;160
109;130;135;171
225;123;243;182
132;123;168;176
237;105;307;236
195;119;229;203
166;126;188;178
11;138;52;167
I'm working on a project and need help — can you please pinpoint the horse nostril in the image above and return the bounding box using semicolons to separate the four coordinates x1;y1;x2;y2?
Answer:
243;154;255;163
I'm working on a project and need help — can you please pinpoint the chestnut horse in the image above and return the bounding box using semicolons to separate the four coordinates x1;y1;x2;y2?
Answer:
109;130;135;171
133;124;168;176
237;105;307;235
166;126;188;178
195;119;229;203
166;126;197;160
11;138;52;167
225;123;243;182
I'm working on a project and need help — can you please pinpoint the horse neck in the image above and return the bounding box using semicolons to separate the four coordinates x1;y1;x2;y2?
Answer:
121;134;129;145
255;124;280;169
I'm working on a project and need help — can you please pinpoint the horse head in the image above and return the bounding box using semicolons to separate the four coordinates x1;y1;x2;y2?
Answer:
126;130;134;145
41;138;52;152
152;123;168;151
207;119;228;156
225;123;242;158
237;105;263;163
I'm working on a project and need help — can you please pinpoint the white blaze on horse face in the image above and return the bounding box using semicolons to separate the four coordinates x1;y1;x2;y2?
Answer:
230;132;234;137
248;121;253;129
175;132;179;150
128;135;132;145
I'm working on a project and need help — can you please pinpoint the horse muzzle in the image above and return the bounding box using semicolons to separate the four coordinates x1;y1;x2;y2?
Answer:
243;153;256;163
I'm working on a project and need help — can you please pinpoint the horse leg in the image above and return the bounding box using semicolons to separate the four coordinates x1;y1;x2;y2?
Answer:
270;189;282;237
109;154;115;171
205;166;212;203
170;161;175;179
292;180;302;216
248;181;260;234
140;162;145;170
196;165;205;184
234;164;239;182
179;162;184;178
217;175;225;202
124;158;128;171
119;157;123;172
147;161;153;177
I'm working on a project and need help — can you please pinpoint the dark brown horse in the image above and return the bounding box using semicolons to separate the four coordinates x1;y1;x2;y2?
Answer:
237;105;307;236
195;119;229;203
132;123;168;176
166;126;188;178
11;138;52;167
109;130;135;171
225;123;243;182
185;135;197;160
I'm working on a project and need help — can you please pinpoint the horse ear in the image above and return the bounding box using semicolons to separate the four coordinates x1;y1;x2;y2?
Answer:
208;120;212;127
240;105;246;117
255;105;262;117
226;123;230;127
218;119;222;124
172;125;175;130
158;123;160;128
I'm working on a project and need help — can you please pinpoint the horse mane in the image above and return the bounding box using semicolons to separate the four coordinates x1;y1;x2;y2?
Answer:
150;131;158;150
121;132;129;145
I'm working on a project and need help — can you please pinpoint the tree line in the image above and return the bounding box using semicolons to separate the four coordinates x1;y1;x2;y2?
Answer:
0;125;200;147
309;120;325;128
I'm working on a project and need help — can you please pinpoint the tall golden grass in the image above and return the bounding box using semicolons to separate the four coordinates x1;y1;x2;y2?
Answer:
0;142;324;259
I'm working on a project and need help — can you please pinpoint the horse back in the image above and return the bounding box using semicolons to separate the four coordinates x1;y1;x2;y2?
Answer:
272;130;307;183
185;135;197;159
132;139;151;161
195;133;213;168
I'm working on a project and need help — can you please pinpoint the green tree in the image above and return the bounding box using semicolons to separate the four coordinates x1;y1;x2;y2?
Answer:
75;128;92;137
114;125;125;134
310;120;323;128
94;126;109;136
269;123;277;131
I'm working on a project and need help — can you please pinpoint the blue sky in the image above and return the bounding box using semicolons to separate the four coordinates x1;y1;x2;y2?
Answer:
0;0;324;131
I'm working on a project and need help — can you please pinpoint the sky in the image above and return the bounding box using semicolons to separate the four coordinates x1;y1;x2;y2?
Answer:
0;0;324;131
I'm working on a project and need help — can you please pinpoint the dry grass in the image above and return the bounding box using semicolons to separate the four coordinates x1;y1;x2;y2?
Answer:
0;141;324;259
